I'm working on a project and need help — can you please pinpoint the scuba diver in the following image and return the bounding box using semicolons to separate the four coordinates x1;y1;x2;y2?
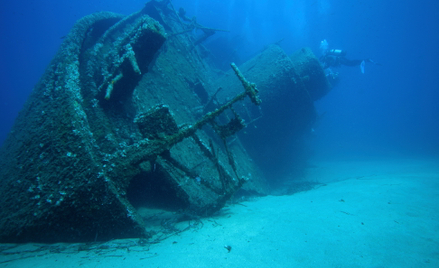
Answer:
319;39;381;73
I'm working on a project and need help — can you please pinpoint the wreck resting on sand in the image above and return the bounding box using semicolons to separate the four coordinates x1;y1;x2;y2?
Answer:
0;0;330;243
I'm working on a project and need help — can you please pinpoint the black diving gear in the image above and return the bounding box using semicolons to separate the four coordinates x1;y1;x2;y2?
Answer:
320;49;380;69
325;49;346;57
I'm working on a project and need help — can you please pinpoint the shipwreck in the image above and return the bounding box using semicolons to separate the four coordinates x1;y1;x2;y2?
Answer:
0;0;330;243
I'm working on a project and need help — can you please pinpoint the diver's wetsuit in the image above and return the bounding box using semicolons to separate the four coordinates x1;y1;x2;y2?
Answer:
320;52;379;69
320;54;368;69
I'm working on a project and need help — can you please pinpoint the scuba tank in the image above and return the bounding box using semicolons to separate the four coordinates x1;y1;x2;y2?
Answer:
326;49;346;57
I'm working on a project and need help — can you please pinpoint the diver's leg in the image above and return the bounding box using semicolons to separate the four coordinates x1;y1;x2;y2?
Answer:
339;57;362;66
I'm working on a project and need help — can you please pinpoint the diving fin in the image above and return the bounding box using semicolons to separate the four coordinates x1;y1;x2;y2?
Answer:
368;59;382;66
360;60;365;74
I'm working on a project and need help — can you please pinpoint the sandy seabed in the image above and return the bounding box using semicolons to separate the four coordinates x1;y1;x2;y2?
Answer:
1;158;438;268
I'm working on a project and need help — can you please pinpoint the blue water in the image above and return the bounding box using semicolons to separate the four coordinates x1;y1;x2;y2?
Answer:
1;0;438;160
0;2;439;265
